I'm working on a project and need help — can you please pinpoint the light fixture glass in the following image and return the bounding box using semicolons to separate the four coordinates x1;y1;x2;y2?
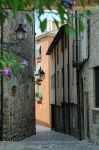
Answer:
15;24;27;41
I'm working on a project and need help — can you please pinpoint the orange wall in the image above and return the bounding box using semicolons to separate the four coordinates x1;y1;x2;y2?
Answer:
35;35;54;127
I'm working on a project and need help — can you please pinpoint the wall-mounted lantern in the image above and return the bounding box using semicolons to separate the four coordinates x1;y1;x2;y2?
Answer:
15;24;27;41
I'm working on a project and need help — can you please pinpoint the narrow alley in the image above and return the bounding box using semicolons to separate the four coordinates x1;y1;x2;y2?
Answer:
1;1;99;150
23;125;78;141
0;125;99;150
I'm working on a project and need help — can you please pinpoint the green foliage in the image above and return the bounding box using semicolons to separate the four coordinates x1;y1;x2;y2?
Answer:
65;24;76;38
57;3;66;24
80;0;86;7
0;50;22;76
78;18;85;32
0;11;8;24
40;18;47;32
80;10;91;19
0;0;93;34
0;0;96;77
0;57;6;69
25;13;33;26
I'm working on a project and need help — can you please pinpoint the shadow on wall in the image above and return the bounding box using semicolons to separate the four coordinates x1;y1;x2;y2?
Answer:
36;119;50;127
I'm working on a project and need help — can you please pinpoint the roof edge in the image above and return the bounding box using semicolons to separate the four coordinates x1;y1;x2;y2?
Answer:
46;25;65;55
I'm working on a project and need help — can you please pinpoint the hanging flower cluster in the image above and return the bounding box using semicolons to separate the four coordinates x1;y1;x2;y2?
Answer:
2;67;13;79
0;57;29;80
62;0;76;12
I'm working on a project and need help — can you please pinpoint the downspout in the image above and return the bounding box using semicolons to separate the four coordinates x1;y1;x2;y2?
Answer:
62;36;66;133
75;11;82;140
67;35;71;134
87;18;90;60
55;46;57;131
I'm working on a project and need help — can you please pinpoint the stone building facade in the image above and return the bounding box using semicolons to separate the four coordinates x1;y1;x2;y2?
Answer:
0;10;35;141
46;26;79;138
75;10;99;143
69;10;99;143
47;10;99;143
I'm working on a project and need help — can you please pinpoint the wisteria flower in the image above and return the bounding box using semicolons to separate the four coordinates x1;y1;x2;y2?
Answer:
2;67;9;76
62;0;76;13
2;67;13;79
7;70;13;79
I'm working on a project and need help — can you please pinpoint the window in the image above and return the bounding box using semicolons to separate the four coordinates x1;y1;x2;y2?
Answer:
35;62;41;76
95;67;99;107
35;45;41;57
39;46;41;55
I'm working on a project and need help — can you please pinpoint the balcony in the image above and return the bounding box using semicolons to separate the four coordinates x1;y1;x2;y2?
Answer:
35;75;43;83
72;60;84;68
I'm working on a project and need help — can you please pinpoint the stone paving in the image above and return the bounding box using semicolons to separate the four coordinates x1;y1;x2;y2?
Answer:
0;125;99;150
23;125;78;142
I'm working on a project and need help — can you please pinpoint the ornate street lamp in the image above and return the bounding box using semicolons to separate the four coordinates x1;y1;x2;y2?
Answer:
1;23;27;50
15;24;27;41
39;68;45;80
35;67;45;84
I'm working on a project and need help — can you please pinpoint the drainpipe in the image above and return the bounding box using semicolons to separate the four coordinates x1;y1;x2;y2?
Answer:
67;35;71;134
62;36;66;133
0;23;4;141
55;47;57;131
87;18;90;60
75;11;82;140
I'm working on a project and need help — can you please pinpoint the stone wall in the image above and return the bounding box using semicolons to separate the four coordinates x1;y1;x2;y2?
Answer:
80;11;99;143
0;11;35;141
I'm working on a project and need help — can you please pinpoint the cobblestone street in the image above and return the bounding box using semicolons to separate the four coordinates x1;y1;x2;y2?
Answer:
23;125;78;142
0;125;99;150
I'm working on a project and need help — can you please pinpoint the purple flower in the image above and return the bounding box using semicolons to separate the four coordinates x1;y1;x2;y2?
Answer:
2;67;13;79
2;67;9;76
7;70;13;79
62;0;76;10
